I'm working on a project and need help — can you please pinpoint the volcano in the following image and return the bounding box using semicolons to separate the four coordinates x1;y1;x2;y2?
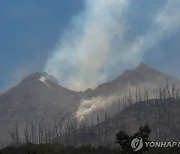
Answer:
0;63;180;142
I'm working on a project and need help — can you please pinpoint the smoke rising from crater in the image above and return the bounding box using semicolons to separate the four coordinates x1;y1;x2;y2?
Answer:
44;0;180;91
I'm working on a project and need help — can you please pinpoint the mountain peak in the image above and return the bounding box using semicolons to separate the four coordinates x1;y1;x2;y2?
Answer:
134;63;158;74
21;72;48;83
136;63;151;70
120;63;157;78
20;72;59;85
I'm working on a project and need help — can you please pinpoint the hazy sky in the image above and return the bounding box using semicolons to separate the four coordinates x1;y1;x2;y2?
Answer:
0;0;83;91
0;0;180;92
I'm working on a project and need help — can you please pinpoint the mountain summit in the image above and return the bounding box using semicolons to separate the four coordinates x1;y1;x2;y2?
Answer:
19;72;59;88
135;63;153;71
88;63;180;97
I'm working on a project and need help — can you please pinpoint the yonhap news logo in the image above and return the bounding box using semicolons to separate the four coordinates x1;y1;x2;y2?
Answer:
131;137;143;151
131;137;180;151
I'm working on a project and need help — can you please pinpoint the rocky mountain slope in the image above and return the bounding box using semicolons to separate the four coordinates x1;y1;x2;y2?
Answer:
0;72;81;141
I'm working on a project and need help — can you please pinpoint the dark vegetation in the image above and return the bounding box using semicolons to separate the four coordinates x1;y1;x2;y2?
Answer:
116;125;151;154
0;143;121;154
0;136;180;154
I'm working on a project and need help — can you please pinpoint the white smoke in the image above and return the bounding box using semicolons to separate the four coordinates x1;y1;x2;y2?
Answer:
44;0;143;91
44;0;180;92
75;95;118;121
141;0;180;51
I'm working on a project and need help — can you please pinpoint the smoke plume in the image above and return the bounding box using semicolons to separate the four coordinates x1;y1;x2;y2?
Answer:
75;95;118;121
45;0;180;91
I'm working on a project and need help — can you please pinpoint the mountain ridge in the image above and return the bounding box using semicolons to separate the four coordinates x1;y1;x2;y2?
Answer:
1;63;180;96
0;63;180;143
85;63;180;98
